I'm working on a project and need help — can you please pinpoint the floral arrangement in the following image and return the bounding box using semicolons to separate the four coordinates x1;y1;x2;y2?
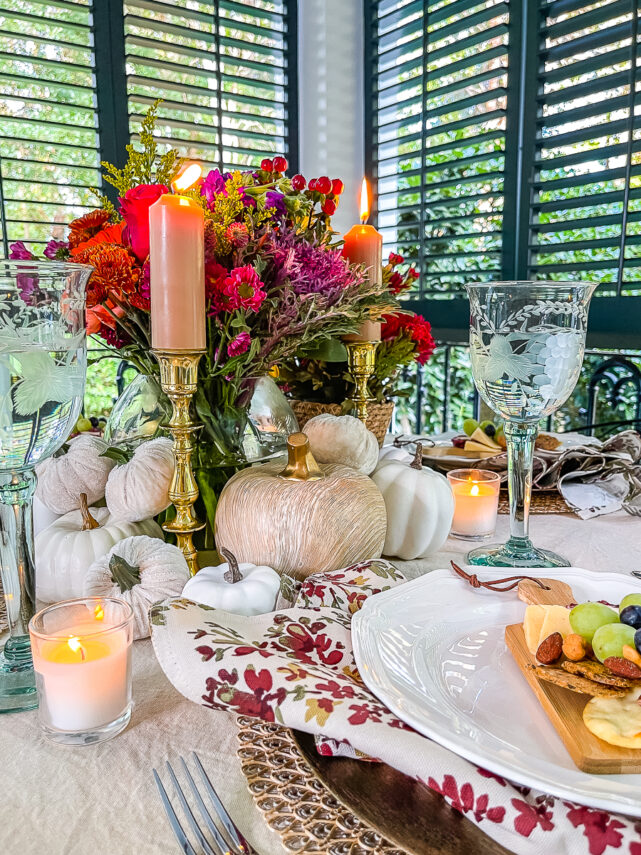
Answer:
278;252;435;406
11;103;393;536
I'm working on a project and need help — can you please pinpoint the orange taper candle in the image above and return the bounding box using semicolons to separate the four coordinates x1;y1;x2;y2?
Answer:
342;178;383;342
149;163;205;350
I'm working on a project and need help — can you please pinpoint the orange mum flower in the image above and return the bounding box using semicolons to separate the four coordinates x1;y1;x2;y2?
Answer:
73;244;140;308
68;210;111;249
70;221;126;256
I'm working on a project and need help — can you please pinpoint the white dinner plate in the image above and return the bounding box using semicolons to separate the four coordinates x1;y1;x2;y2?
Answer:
352;566;641;816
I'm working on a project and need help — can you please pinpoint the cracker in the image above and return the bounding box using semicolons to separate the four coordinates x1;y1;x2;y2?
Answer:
529;665;628;697
562;659;638;689
583;692;641;748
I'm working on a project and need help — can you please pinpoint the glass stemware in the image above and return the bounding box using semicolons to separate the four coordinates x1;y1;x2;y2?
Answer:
465;280;597;568
0;260;90;713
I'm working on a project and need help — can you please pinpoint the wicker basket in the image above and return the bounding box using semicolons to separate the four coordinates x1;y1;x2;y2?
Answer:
290;400;394;446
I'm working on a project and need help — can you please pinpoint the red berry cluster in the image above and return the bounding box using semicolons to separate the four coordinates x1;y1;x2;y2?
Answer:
259;156;344;218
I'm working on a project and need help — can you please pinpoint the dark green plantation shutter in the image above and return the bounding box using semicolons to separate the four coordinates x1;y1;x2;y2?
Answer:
0;0;101;255
0;0;294;254
367;0;641;342
530;0;641;298
124;0;292;173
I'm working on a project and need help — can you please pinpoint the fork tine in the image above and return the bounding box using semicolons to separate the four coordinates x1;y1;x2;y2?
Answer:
192;753;250;855
179;757;232;855
166;761;221;855
153;769;198;855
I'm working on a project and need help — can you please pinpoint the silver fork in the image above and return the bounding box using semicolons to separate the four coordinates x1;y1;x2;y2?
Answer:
153;752;251;855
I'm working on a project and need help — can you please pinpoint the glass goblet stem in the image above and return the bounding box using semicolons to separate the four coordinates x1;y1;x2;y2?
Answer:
504;421;536;557
0;469;36;664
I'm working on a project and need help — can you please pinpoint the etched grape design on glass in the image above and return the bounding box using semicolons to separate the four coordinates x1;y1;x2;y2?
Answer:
465;281;597;568
0;260;90;712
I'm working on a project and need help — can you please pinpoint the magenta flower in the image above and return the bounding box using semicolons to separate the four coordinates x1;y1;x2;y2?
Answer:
227;331;251;357
219;265;266;313
43;239;69;260
265;190;286;216
200;169;228;209
9;241;34;260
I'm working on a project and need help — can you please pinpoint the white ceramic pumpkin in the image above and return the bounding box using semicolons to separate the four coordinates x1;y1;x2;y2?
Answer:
377;444;413;466
304;414;379;474
371;444;454;560
83;535;189;639
182;549;280;616
36;494;164;603
215;433;386;581
105;437;174;522
35;434;115;514
33;496;60;537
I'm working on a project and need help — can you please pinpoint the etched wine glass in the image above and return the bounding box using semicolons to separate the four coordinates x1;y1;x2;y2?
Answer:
465;280;597;567
0;260;90;712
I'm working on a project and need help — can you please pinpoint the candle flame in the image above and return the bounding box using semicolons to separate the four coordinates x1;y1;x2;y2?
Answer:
67;636;86;661
172;162;202;193
94;604;104;621
359;178;370;224
470;484;480;496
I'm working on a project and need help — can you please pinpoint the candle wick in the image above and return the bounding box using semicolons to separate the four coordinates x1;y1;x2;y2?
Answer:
80;646;86;662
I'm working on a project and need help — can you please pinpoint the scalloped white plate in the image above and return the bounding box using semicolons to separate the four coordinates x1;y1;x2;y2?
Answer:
352;566;641;816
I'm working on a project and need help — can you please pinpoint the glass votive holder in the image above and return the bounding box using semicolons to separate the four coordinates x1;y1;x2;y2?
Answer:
446;469;501;541
29;597;134;746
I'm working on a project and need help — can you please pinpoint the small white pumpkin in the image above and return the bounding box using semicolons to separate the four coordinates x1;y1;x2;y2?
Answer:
83;536;189;639
105;437;174;522
36;434;115;514
183;549;280;616
36;493;164;603
33;496;61;537
377;444;413;466
304;414;379;474
371;443;454;560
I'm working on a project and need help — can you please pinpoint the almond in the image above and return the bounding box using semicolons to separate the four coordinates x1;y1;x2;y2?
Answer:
622;645;641;668
536;632;563;665
604;656;641;680
562;633;587;662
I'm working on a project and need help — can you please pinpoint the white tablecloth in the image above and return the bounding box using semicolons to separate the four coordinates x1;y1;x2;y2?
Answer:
1;511;640;855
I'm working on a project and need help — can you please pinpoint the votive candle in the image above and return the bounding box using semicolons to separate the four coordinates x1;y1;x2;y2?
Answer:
447;469;501;540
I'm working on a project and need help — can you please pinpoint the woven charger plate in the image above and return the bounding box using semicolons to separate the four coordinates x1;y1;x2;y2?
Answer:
498;490;572;515
236;716;509;855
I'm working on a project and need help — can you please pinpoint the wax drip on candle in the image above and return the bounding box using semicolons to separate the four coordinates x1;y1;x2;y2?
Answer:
67;636;86;662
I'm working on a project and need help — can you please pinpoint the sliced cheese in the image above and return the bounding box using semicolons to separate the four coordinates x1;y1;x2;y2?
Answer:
464;440;498;453
537;605;572;646
523;605;546;654
469;427;501;450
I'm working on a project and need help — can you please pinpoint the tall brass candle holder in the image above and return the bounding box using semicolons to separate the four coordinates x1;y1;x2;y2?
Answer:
345;340;379;423
152;348;206;576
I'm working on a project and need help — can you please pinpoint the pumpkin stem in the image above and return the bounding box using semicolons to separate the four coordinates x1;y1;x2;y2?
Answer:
279;433;324;481
410;443;423;470
80;493;100;531
109;554;141;592
220;548;243;584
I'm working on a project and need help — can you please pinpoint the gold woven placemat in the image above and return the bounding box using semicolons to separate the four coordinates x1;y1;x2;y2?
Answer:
236;715;405;854
498;490;572;515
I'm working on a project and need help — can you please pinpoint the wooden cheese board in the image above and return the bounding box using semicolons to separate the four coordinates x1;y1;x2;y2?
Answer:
505;578;641;775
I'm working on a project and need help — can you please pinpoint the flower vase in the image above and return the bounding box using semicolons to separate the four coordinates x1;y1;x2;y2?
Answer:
104;372;171;448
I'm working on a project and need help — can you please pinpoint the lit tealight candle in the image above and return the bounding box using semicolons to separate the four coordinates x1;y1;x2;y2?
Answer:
447;469;501;540
29;598;134;744
149;162;205;351
342;178;383;343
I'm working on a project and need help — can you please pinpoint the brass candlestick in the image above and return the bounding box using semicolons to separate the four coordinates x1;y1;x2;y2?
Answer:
345;340;379;423
152;348;206;576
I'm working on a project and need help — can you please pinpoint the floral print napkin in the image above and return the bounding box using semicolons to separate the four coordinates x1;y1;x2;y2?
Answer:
151;560;641;855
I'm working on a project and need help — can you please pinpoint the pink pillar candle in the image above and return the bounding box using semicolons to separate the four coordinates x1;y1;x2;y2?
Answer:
342;223;383;342
149;194;205;350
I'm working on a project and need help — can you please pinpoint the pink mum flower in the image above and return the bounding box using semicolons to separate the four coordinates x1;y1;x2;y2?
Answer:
221;265;266;313
227;331;251;357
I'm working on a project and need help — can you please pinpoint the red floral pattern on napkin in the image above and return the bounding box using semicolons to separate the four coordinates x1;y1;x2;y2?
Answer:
150;560;641;855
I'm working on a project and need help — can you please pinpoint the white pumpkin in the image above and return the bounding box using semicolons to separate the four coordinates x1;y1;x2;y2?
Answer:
33;496;60;537
105;437;174;522
377;444;413;466
83;536;189;639
36;434;115;514
304;414;379;474
182;549;280;616
371;444;454;560
36;493;164;603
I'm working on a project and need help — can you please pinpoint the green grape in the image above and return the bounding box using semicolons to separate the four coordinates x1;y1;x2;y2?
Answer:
463;418;478;437
479;420;494;431
495;424;505;439
569;602;620;643
619;594;641;614
592;623;637;663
